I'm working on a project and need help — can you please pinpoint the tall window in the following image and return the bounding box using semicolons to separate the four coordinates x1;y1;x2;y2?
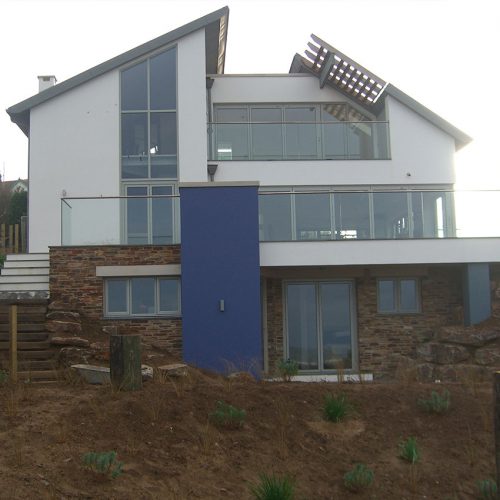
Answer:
121;47;177;179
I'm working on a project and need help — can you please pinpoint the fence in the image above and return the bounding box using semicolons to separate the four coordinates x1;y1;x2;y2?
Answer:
0;217;27;254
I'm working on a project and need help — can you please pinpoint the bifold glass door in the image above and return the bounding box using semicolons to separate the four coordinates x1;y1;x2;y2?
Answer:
285;282;355;371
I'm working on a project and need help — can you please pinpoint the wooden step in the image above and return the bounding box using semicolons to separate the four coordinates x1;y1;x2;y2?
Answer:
0;332;49;342
0;359;57;371
18;370;59;381
17;350;57;360
0;314;47;323
0;305;48;314
0;324;48;333
0;341;50;350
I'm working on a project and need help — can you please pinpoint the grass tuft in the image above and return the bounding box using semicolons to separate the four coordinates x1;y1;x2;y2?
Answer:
82;451;124;479
277;359;298;383
399;437;420;464
418;389;450;414
249;473;295;500
323;393;353;423
343;463;374;492
477;479;497;499
209;400;246;429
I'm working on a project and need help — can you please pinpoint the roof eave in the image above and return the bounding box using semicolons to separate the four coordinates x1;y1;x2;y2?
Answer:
7;6;229;137
384;84;472;150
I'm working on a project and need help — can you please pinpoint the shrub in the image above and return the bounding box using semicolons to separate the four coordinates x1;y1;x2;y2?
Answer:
209;400;246;429
478;479;497;499
82;451;124;479
323;393;353;423
0;254;5;268
343;463;374;492
418;389;450;414
277;359;298;382
399;437;420;464
249;473;295;500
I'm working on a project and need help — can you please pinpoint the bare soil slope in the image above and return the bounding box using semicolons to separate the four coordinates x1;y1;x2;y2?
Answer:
0;372;495;499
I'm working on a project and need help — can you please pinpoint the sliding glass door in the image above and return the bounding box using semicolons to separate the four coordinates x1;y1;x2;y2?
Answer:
285;281;355;372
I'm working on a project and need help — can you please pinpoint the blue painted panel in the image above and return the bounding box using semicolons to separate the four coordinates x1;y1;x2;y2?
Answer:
463;263;491;326
180;185;262;373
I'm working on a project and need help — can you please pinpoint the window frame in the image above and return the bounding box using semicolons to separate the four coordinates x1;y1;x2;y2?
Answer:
104;276;181;318
376;277;421;314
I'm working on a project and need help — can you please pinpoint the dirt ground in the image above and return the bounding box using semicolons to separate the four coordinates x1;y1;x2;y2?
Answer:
0;367;496;500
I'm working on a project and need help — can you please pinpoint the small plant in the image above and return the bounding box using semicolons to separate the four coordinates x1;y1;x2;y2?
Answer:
82;451;124;479
0;369;8;384
323;393;353;423
399;437;420;464
343;463;374;492
277;359;298;382
0;254;5;268
477;479;497;499
249;473;295;500
209;400;246;429
418;389;450;414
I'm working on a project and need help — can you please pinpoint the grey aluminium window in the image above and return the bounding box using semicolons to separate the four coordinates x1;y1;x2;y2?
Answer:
121;47;177;180
377;278;420;314
104;277;181;317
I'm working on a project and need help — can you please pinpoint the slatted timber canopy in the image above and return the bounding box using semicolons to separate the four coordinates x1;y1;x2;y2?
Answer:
303;34;387;108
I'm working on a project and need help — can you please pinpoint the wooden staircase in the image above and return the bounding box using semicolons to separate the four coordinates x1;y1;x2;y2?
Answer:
0;301;58;382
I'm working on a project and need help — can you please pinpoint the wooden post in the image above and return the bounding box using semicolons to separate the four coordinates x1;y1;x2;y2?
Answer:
9;305;18;384
8;225;13;254
495;372;500;496
14;224;19;254
110;335;142;391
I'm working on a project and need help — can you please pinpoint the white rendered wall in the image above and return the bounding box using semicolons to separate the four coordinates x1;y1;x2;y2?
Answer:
210;75;456;187
260;238;500;267
29;71;120;252
177;29;209;182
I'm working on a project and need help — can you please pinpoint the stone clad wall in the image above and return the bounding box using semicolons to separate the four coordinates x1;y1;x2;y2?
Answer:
265;266;463;378
49;245;182;354
357;266;462;376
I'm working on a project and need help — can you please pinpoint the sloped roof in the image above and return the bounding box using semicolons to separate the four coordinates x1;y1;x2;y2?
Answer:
7;6;229;136
290;34;472;150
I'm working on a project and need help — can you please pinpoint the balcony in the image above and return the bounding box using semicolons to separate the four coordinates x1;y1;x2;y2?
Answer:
259;189;500;241
208;121;390;161
61;195;180;246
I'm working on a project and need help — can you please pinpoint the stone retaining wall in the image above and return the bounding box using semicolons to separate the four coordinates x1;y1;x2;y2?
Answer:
48;246;182;355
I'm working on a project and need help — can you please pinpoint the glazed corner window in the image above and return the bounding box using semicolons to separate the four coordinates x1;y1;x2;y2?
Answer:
104;277;180;317
377;278;420;313
120;47;177;180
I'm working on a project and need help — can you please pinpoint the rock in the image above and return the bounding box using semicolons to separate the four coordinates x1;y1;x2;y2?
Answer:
141;364;154;380
416;363;434;382
475;345;500;366
58;347;90;367
71;364;110;385
417;342;470;364
47;320;82;335
48;300;76;311
435;364;490;382
228;371;255;381
90;342;110;362
435;326;500;347
46;311;80;322
102;326;119;335
157;363;188;377
51;336;90;347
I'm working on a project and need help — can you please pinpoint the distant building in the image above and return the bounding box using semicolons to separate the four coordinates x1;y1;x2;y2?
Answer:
0;178;28;194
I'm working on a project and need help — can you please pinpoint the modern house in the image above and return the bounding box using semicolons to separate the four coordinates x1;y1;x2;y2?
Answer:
4;7;500;379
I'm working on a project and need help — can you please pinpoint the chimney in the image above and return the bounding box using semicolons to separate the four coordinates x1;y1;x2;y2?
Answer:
37;75;57;93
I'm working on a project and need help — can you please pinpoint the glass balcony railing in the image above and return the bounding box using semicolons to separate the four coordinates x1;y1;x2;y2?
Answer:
208;121;390;161
259;189;500;242
61;195;180;246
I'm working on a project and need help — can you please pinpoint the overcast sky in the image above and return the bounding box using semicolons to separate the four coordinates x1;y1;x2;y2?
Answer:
0;0;498;188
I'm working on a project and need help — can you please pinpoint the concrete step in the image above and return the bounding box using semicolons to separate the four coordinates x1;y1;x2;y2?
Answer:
0;283;49;292
3;260;49;269
1;267;49;276
5;253;49;262
0;275;49;284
